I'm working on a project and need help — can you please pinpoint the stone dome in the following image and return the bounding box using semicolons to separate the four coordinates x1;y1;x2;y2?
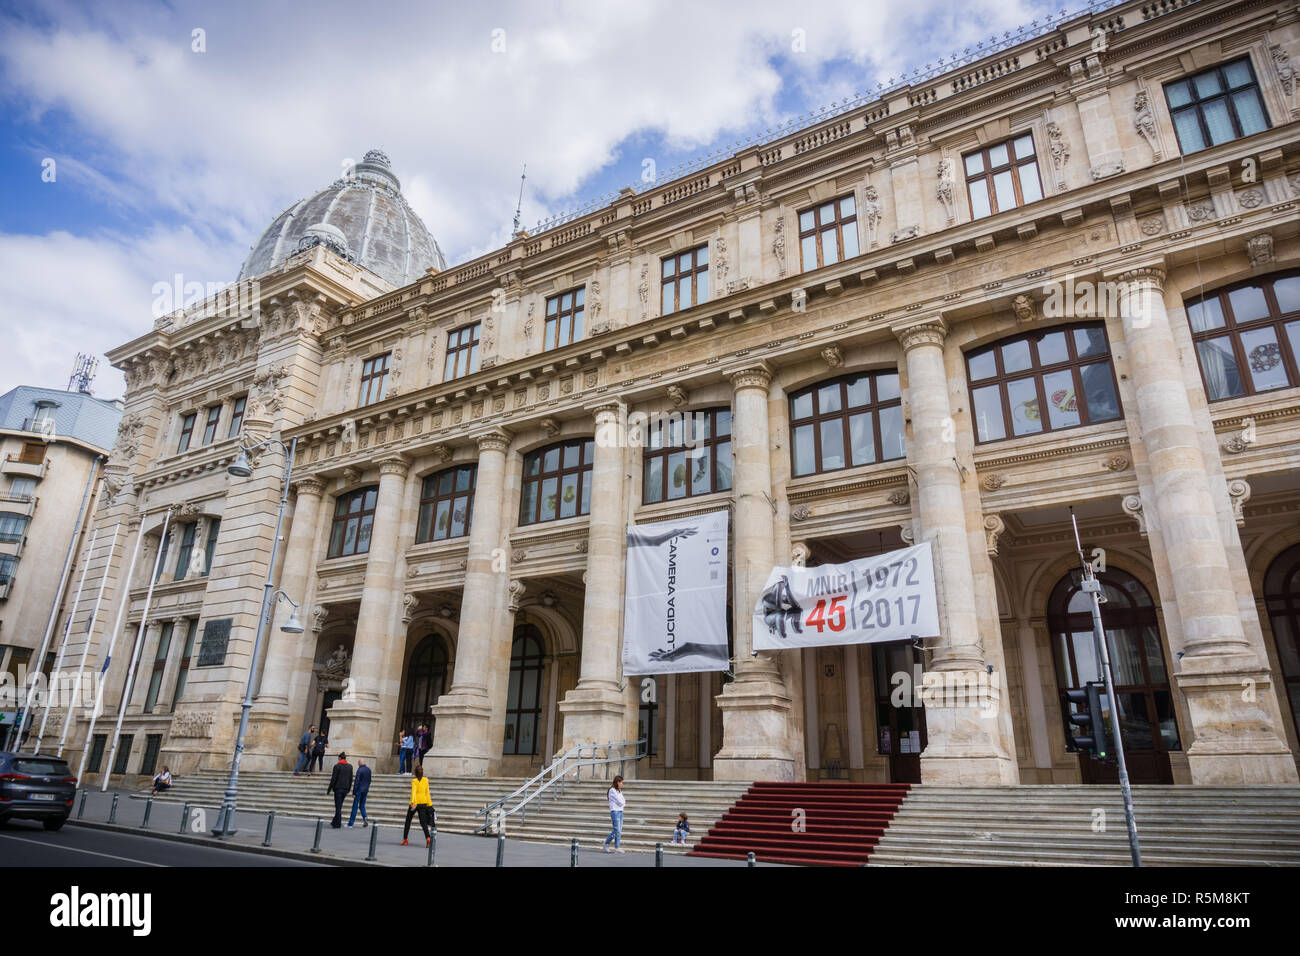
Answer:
239;149;446;288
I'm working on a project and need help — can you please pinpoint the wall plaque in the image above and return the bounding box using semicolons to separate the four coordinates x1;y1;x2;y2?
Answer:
197;617;232;667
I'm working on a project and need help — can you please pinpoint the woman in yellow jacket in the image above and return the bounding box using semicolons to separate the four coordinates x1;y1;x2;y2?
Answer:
402;765;436;846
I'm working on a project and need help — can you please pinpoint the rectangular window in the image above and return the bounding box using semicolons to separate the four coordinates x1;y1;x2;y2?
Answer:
642;409;732;504
661;246;710;315
86;734;107;773
0;513;28;544
359;353;390;407
544;288;585;350
143;622;173;714
328;487;379;558
177;413;196;453
155;530;171;584
173;523;197;581
6;478;35;501
171;619;197;708
797;196;859;272
227;397;246;438
18;442;45;465
444;323;481;381
1165;57;1269;154
964;136;1042;219
201;405;221;445
416;465;477;543
0;554;18;586
140;735;163;776
111;734;134;775
520;440;594;526
202;518;220;576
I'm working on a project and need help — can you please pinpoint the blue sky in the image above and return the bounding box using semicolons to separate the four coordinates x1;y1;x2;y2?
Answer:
0;0;1068;398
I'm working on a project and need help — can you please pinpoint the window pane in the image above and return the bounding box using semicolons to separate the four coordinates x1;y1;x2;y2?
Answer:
875;373;900;402
818;202;835;222
1187;296;1226;332
1017;163;1043;203
547;296;559;315
678;277;691;309
849;411;875;467
584;440;594;463
524;453;540;477
1286;322;1300;381
1232;90;1267;136
717;410;731;435
1223;60;1252;89
695;246;707;266
365;489;377;510
544;447;560;472
799;210;814;232
357;515;373;553
580;470;591;515
691;447;712;495
1193;71;1224;98
964;153;984;176
545;322;557;350
521;481;537;522
820;228;838;267
817;383;842;414
968;348;997;380
1274;276;1300;314
716;441;732;489
845;376;869;407
1041;369;1081;430
1228;284;1269;323
819;419;845;471
1172;109;1206;152
434;500;451;540
696;270;709;304
328;522;344;557
1013;134;1034;159
456;468;473;492
560;472;579;518
1080;362;1121;422
988;143;1009;167
972;385;1005;441
1006;378;1043;436
559;314;571;344
969;179;991;219
561;293;572;310
792;391;814;420
1165;80;1192;108
879;405;905;460
666;451;687;500
793;424;816;476
1201;99;1234;145
801;234;818;270
540;477;557;522
1195;337;1245;400
449;497;468;538
679;252;692;272
841;223;859;259
343;517;358;555
1001;339;1032;373
661;282;675;315
563;442;580;469
993;170;1017;212
416;503;433;543
1037;331;1068;366
644;457;663;503
1239;326;1289;391
438;471;454;495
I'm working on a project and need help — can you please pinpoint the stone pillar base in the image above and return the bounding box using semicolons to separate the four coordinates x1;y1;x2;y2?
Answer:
917;674;1019;785
241;699;292;771
427;693;497;777
321;698;382;768
712;678;797;782
558;684;630;753
1177;664;1299;785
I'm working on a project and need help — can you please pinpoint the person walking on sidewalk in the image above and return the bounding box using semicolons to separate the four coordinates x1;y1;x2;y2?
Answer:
293;725;317;775
348;758;372;828
401;765;436;846
603;775;626;854
327;752;353;829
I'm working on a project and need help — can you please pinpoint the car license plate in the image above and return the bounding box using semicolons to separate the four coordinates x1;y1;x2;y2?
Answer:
30;793;56;801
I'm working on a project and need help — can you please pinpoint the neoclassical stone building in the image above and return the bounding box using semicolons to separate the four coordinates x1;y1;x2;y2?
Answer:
62;0;1300;789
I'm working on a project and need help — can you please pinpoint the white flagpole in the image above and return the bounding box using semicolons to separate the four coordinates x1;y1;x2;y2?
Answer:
59;521;120;757
32;527;98;754
101;506;171;791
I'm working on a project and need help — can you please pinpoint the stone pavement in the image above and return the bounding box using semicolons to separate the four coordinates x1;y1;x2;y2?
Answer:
67;789;776;867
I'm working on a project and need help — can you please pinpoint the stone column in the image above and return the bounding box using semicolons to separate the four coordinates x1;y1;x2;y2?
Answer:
712;365;796;781
1113;266;1296;783
559;403;630;749
895;317;1016;784
322;455;408;765
429;431;513;776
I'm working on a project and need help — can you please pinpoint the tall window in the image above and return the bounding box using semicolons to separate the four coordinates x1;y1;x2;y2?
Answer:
1263;544;1300;746
964;135;1042;219
86;734;107;773
140;735;163;776
967;323;1122;443
171;619;197;709
661;247;709;314
143;622;173;714
1165;57;1269;154
328;487;378;558
643;408;732;504
545;288;585;350
202;518;220;576
790;372;905;477
798;196;859;271
177;413;196;453
173;523;197;581
201;405;221;445
520;439;594;526
359;353;390;406
444;323;481;380
639;675;660;756
0;513;28;544
112;734;134;775
1186;272;1300;401
416;465;476;543
227;396;246;438
503;626;545;755
155;529;171;583
6;478;35;502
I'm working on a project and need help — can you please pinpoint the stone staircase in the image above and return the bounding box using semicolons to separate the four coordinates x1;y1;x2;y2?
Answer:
868;785;1300;866
129;769;752;853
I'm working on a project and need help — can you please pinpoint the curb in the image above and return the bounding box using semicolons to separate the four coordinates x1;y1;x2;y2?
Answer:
67;819;385;867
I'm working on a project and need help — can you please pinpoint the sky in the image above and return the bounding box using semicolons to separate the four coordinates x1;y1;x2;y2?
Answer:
0;0;1072;400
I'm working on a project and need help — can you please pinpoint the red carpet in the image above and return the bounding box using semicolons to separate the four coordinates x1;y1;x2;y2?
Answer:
687;781;911;866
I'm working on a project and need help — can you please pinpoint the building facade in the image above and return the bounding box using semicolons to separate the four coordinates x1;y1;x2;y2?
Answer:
60;0;1300;789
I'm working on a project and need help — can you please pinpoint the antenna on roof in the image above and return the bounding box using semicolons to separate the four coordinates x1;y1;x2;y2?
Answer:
512;163;527;235
68;353;98;394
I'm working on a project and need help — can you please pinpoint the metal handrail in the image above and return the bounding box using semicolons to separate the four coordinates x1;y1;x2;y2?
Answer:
474;738;647;834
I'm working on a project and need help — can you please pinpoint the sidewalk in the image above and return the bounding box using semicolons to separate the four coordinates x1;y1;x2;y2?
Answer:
68;789;770;867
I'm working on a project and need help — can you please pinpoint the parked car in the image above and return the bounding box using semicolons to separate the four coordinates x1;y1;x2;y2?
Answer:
0;752;77;830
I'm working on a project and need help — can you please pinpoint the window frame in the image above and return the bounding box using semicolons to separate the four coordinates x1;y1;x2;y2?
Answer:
143;622;173;714
327;486;379;559
227;397;246;438
177;413;196;453
963;135;1043;219
200;405;221;445
788;371;906;478
416;464;477;544
544;288;585;351
503;627;545;756
171;618;197;709
660;246;710;315
359;353;391;407
173;522;197;581
444;323;481;381
519;439;595;526
202;518;220;576
797;196;860;273
1164;56;1270;155
641;408;733;504
1185;271;1300;402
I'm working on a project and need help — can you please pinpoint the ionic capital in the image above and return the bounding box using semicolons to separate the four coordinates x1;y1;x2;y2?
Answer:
588;400;624;425
893;316;947;353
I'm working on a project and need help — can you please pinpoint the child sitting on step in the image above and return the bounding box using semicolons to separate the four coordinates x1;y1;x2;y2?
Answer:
672;812;690;844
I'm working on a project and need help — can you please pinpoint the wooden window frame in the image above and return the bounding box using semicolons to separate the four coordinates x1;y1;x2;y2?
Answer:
797;196;859;272
789;371;905;478
1164;56;1270;155
1185;270;1300;401
201;405;222;445
519;439;594;527
177;413;196;453
173;522;197;581
641;408;733;504
544;288;585;351
18;441;45;465
143;622;173;714
660;246;710;315
416;464;477;543
327;486;379;559
963;135;1043;219
227;397;246;438
359;353;391;407
444;323;481;381
965;322;1124;444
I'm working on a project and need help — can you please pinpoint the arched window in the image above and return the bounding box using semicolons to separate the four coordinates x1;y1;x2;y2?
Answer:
402;634;449;741
520;439;593;526
1264;544;1300;744
789;371;904;477
642;408;732;504
967;322;1122;443
416;465;476;543
328;486;378;558
1186;271;1300;401
1047;568;1179;784
504;626;545;755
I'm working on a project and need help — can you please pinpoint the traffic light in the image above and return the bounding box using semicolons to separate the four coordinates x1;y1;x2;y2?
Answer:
1066;682;1111;760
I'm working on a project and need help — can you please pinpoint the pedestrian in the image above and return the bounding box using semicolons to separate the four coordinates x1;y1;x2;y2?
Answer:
348;758;371;828
310;729;328;773
398;729;415;775
151;766;172;795
401;765;435;847
672;812;690;845
293;725;316;775
326;752;353;829
415;723;431;767
603;774;626;854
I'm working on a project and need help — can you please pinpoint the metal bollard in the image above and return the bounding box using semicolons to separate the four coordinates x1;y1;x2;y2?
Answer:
142;798;153;829
495;831;505;867
310;818;323;854
178;803;190;833
426;830;436;867
108;793;118;824
747;852;756;867
570;837;578;867
262;810;275;847
366;824;379;862
77;790;87;819
656;842;663;867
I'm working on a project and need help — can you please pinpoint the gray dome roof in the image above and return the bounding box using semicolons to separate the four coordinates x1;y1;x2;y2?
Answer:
239;149;446;288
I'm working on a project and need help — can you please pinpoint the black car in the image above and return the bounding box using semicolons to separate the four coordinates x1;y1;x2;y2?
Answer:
0;751;77;830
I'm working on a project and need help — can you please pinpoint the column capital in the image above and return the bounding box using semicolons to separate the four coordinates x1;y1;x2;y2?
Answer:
376;454;411;478
471;428;512;453
1113;266;1166;290
292;476;326;498
728;362;772;392
892;316;947;352
1102;254;1166;287
586;399;625;423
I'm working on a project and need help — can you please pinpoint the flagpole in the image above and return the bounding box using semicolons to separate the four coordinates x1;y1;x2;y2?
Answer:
32;527;98;754
60;521;120;757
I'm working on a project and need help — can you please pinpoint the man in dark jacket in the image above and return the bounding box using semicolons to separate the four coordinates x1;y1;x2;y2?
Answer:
347;758;372;828
327;753;353;828
293;725;316;775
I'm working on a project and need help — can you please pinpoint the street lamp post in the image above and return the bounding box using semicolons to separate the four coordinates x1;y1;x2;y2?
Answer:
212;436;301;837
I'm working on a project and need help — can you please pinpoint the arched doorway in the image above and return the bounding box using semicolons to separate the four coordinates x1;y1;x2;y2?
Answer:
1264;544;1300;744
402;634;449;741
1047;568;1179;784
504;625;545;756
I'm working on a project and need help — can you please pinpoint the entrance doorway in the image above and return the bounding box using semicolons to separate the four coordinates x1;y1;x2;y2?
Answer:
1047;568;1179;784
872;641;927;783
402;633;449;742
319;690;341;739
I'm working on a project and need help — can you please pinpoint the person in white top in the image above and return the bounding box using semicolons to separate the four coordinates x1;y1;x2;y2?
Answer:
151;766;172;795
603;775;626;853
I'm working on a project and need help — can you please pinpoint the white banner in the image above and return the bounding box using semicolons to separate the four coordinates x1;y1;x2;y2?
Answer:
622;510;730;676
752;542;940;650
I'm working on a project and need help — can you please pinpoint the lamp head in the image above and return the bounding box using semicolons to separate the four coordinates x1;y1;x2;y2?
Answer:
281;607;305;634
227;449;253;478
